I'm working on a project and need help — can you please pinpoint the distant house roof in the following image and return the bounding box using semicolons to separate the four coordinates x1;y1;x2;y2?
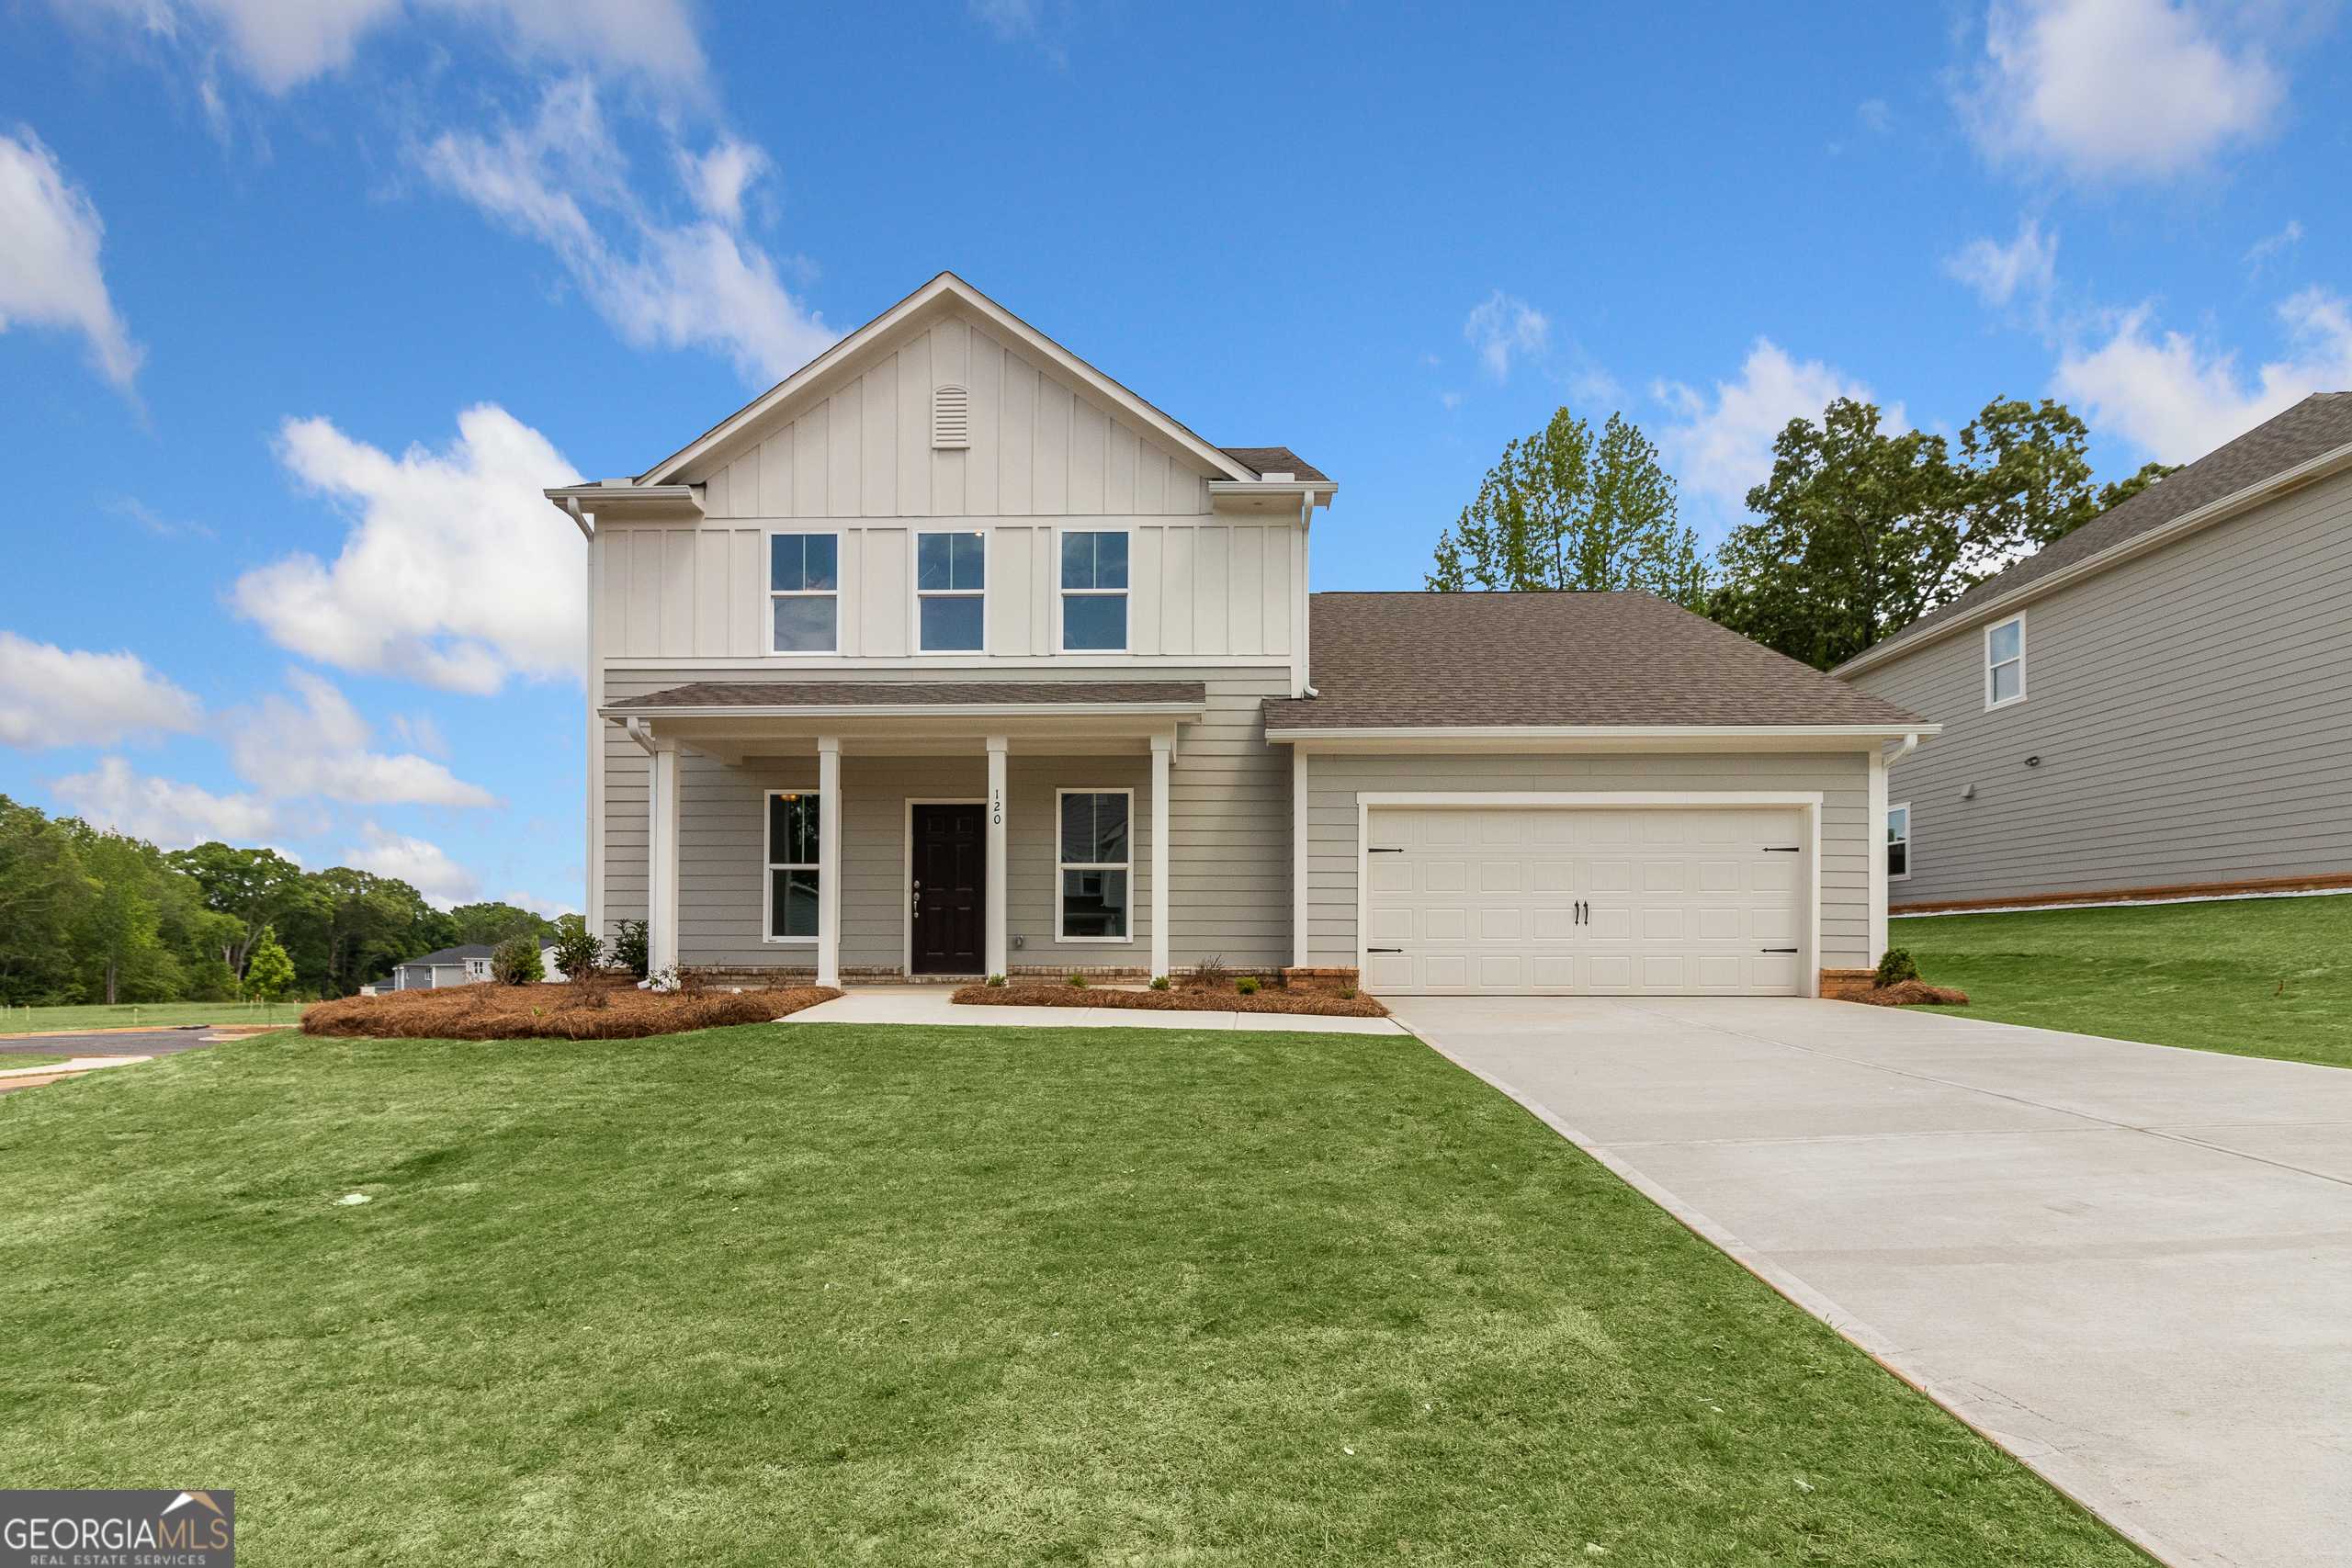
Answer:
1218;446;1329;483
399;941;555;967
1264;592;1925;732
1838;391;2352;676
605;681;1208;711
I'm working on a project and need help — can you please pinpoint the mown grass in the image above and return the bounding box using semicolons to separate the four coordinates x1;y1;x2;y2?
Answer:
0;1023;2141;1566
0;1000;311;1036
0;1055;71;1071
1894;893;2352;1068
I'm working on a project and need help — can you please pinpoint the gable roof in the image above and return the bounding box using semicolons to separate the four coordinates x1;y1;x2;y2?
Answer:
1837;391;2352;678
1219;447;1329;483
399;942;557;966
639;273;1260;487
1265;592;1925;732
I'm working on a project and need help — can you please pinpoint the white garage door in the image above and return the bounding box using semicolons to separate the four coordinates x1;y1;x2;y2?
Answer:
1363;807;1806;996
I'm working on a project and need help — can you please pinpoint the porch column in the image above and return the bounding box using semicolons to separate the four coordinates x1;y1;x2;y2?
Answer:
648;738;680;975
818;737;842;987
1292;744;1309;969
985;736;1009;978
1150;732;1172;981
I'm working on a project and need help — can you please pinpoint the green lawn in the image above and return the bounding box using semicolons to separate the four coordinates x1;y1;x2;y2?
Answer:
1894;893;2352;1068
0;1024;2139;1566
0;1055;69;1071
0;1000;311;1035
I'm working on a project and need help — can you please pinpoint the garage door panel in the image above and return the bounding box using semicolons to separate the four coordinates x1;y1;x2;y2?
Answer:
1424;908;1467;941
1697;859;1740;892
1756;859;1795;892
1479;954;1521;987
1532;955;1576;986
1642;907;1685;939
1478;908;1521;940
1367;908;1415;941
1589;861;1633;891
1590;905;1631;938
1696;907;1741;939
1479;861;1524;893
1423;860;1468;892
1532;860;1575;892
1424;954;1469;987
1533;908;1575;939
1640;861;1685;893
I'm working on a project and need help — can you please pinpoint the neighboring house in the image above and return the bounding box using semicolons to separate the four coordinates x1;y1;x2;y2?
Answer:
548;273;1932;997
1835;393;2352;911
389;941;565;989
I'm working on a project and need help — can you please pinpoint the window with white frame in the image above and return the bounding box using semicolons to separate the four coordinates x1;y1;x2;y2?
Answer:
1060;531;1129;650
1887;802;1911;880
770;534;839;653
766;791;820;940
917;531;986;651
1057;790;1131;940
1985;615;2025;708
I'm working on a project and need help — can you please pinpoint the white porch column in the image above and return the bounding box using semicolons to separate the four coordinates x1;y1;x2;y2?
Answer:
648;738;680;975
1867;745;1889;966
985;736;1009;978
1292;744;1309;970
1150;732;1172;981
818;737;842;987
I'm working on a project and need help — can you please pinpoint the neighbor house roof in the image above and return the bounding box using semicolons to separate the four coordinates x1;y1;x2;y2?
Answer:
605;682;1209;712
1264;592;1925;732
1218;447;1329;483
399;941;558;967
1837;391;2352;678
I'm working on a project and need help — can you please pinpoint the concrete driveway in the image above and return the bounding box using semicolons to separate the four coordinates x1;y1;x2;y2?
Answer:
1387;996;2352;1568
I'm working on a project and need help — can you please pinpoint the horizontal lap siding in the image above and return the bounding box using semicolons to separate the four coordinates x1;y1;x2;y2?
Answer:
1853;471;2352;904
1301;751;1873;972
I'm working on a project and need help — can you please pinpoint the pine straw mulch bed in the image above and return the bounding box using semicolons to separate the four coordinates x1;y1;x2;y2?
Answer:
952;984;1389;1018
1845;981;1971;1007
302;981;842;1041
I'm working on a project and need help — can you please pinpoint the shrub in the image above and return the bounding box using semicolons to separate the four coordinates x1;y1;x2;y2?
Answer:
1340;986;1358;999
549;913;604;981
244;929;295;1001
1188;955;1232;991
1874;948;1921;987
1150;976;1170;990
985;974;1007;987
491;936;545;987
1236;976;1261;995
611;919;650;979
1066;973;1090;988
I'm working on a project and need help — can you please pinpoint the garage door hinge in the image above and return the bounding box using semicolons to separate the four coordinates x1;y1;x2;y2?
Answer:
1367;947;1404;953
1763;846;1801;852
1763;947;1798;953
1368;847;1404;853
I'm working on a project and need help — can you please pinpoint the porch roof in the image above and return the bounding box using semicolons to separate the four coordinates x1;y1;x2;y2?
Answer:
600;681;1208;761
605;681;1206;715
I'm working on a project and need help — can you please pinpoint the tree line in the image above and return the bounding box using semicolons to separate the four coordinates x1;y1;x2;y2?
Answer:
0;795;560;1006
1428;395;2173;670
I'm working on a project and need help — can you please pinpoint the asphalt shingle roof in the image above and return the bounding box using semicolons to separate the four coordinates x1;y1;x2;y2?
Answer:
1217;446;1330;482
607;682;1208;710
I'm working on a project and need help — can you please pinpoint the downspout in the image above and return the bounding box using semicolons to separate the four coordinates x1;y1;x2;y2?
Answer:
1883;731;1920;767
625;716;658;754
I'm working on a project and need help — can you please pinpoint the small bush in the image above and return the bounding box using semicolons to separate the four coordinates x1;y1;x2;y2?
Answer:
1874;948;1921;987
611;919;650;980
1236;976;1261;995
549;913;604;982
491;936;545;987
1150;976;1170;990
1340;986;1358;999
985;974;1007;987
1066;973;1090;988
1188;955;1232;991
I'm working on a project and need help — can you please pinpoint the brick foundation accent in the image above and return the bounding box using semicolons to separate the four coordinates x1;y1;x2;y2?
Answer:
1282;966;1362;994
1820;968;1880;1001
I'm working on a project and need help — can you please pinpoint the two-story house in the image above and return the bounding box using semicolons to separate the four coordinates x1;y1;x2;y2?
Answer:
548;274;1930;996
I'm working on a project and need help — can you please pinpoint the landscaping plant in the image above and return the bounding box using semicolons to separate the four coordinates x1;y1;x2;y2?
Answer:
1873;948;1921;987
490;935;545;987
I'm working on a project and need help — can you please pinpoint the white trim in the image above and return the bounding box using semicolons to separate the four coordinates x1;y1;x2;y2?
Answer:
1056;526;1131;654
816;739;841;987
1887;800;1912;885
1150;735;1171;981
901;796;989;976
1352;792;1824;998
585;507;605;941
648;739;680;973
1984;612;2027;711
766;528;842;656
603;701;1204;722
1273;724;1939;753
762;786;822;946
1055;785;1136;943
1291;745;1310;969
985;739;1008;978
914;527;989;654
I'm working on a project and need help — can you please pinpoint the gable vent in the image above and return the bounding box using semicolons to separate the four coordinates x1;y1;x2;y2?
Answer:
932;384;970;449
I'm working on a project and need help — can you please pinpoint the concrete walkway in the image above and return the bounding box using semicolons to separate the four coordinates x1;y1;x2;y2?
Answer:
782;987;1408;1034
1387;995;2352;1568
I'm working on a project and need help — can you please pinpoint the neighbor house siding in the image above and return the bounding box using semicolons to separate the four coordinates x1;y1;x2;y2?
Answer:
1295;750;1876;972
1849;467;2352;906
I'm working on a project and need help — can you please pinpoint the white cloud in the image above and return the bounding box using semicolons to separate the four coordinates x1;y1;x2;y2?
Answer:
423;78;832;384
226;671;497;807
1858;99;1894;133
0;632;201;750
231;403;584;694
1963;0;2284;178
1657;340;1895;521
389;712;448;758
1947;218;2059;306
500;886;578;919
51;756;279;848
1464;292;1550;380
0;130;143;390
81;0;705;95
2244;218;2302;279
2054;288;2352;461
347;821;480;908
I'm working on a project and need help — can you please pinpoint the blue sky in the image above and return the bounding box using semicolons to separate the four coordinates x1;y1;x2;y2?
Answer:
2;0;2345;915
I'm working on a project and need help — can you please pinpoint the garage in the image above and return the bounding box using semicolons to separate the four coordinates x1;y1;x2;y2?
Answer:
1361;805;1809;996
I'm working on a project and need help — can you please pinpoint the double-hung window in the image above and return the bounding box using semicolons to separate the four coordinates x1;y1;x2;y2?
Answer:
918;531;986;651
771;534;839;653
1057;790;1131;940
766;791;820;940
1887;803;1911;881
1985;615;2025;708
1061;531;1129;650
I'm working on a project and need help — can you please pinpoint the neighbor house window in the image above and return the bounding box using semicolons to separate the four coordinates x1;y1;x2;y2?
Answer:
1058;790;1131;940
766;791;820;940
1061;531;1129;650
918;531;986;651
1985;615;2025;708
1887;803;1911;881
771;534;839;653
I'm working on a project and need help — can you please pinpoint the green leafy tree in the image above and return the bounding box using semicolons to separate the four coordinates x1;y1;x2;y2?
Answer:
2097;460;2177;512
1429;410;1709;607
1956;397;2099;575
307;868;436;996
75;831;163;1006
167;842;319;978
490;934;546;986
0;795;97;1004
447;901;557;949
243;926;297;1001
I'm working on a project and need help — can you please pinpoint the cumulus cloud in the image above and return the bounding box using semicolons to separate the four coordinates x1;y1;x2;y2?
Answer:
1947;218;2059;307
231;403;583;694
1657;340;1894;522
424;78;832;384
346;821;480;908
0;130;143;391
0;632;201;750
51;756;279;848
1464;292;1550;380
1962;0;2284;178
2055;288;2352;461
225;670;497;807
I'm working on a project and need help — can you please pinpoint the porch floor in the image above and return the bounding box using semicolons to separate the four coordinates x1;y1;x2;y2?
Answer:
776;986;1410;1035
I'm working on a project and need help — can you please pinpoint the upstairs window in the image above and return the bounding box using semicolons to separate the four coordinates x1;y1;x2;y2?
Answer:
918;531;986;651
1985;615;2025;708
1887;803;1911;880
1061;531;1129;650
1058;790;1131;939
771;534;839;653
767;791;820;940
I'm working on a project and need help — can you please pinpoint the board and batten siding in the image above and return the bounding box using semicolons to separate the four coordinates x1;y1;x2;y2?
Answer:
1297;751;1876;972
685;313;1216;521
594;520;1301;664
1850;467;2352;905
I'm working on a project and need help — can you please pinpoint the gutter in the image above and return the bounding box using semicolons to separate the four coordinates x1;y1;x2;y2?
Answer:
1265;723;1940;742
601;700;1208;722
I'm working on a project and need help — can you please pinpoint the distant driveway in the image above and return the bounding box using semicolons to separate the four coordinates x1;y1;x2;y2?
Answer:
1387;995;2352;1568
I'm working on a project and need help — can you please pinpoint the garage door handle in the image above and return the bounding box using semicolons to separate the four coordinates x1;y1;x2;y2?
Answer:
1368;847;1404;853
1763;846;1801;852
1367;947;1404;953
1762;947;1798;953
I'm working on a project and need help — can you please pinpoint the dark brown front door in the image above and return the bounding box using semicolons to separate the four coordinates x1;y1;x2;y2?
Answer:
910;803;985;975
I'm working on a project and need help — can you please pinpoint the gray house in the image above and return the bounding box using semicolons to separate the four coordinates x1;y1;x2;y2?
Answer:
1835;392;2352;911
386;941;565;990
547;273;1931;997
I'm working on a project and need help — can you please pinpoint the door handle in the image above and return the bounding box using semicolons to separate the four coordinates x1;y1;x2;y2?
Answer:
1367;947;1404;953
1763;948;1798;953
